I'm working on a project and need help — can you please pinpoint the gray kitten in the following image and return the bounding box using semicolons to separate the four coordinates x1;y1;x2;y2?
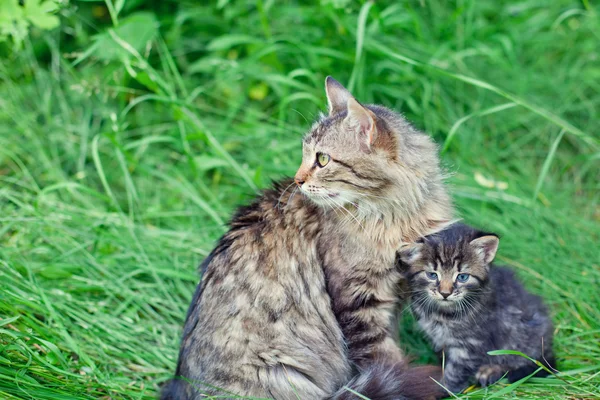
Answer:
398;223;556;394
161;77;454;400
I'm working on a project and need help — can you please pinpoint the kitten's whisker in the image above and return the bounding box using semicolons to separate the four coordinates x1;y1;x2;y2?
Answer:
405;293;428;314
461;296;478;324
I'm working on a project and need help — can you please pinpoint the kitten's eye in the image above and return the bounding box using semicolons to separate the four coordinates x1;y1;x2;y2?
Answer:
316;153;330;167
425;272;438;280
456;273;470;283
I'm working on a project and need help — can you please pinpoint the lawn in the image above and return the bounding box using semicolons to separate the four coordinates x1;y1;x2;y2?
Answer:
0;1;599;399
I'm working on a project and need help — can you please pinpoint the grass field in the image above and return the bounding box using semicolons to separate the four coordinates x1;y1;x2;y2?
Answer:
0;1;599;399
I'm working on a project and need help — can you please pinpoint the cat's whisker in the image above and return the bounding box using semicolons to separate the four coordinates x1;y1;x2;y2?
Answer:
321;196;345;221
335;201;366;233
348;190;401;203
405;293;427;314
459;295;477;324
288;186;300;207
407;293;430;316
336;190;397;214
326;198;357;232
322;196;343;218
277;181;297;210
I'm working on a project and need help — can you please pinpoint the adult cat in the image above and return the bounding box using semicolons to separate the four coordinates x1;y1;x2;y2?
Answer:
161;78;453;399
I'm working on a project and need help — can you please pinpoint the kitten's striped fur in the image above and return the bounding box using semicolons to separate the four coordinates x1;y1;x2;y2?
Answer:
399;223;555;393
162;78;453;399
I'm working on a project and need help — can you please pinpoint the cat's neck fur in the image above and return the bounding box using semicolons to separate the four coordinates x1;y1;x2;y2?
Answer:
321;179;452;251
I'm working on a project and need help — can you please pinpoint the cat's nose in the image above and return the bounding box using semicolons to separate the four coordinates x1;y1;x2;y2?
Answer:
440;291;451;299
294;177;305;187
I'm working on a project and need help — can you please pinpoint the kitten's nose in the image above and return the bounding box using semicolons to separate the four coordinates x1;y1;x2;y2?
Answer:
294;177;305;187
440;291;451;299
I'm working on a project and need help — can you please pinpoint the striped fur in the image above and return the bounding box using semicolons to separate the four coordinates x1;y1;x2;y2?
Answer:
399;223;555;393
162;77;453;399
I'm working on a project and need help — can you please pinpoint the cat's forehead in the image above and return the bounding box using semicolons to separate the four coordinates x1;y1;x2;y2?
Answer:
303;113;354;150
423;239;469;264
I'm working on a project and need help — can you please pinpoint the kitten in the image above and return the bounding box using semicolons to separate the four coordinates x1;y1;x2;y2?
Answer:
398;223;556;394
161;77;453;400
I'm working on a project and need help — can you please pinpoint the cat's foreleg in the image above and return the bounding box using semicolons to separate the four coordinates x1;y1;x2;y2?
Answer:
441;348;480;393
475;364;507;387
334;290;405;367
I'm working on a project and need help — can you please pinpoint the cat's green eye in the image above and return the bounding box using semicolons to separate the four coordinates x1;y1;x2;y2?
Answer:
316;153;330;167
426;272;438;280
456;273;470;283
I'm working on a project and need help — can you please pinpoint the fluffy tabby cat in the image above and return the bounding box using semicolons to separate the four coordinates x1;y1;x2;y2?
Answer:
161;77;453;400
398;223;555;394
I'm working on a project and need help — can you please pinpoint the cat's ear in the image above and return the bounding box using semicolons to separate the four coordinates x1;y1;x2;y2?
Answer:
325;76;353;116
469;235;499;264
398;243;423;267
345;97;377;150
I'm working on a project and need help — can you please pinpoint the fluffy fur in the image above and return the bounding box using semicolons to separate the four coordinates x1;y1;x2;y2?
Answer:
398;223;556;394
161;77;453;399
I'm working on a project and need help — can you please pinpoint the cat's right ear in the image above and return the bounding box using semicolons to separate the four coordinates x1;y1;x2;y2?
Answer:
325;76;353;116
397;243;423;275
398;243;423;269
469;235;499;265
345;97;377;151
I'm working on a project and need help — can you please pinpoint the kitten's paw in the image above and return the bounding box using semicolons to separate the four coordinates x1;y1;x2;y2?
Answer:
476;365;506;387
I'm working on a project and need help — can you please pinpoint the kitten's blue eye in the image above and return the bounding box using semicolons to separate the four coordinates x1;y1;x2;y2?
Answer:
456;273;470;283
426;272;438;280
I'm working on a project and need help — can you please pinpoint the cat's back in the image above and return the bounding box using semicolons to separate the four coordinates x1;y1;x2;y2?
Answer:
490;266;551;336
170;180;350;398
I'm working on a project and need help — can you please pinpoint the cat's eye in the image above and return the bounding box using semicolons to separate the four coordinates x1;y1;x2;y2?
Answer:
316;152;330;167
426;272;438;280
456;273;470;283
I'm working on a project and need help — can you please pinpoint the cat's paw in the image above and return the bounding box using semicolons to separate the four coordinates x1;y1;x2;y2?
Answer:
476;365;506;387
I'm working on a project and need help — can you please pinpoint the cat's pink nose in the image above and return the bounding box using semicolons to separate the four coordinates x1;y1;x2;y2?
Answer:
294;177;305;186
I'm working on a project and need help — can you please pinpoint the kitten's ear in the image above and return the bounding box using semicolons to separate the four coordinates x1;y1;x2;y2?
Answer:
398;243;423;267
345;97;377;150
469;235;499;264
325;76;353;116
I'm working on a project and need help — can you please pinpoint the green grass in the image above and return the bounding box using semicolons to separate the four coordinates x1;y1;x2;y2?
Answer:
1;0;599;398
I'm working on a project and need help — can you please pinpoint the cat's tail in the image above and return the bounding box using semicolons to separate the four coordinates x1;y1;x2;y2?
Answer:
331;361;446;400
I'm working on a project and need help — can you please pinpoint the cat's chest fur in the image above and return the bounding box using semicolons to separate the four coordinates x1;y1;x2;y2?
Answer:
322;214;407;267
321;220;402;289
418;317;457;350
415;312;483;351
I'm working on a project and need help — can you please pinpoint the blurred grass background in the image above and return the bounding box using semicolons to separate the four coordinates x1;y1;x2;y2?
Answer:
0;0;599;398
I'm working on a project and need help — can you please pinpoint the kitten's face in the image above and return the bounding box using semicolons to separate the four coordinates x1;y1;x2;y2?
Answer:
399;234;499;311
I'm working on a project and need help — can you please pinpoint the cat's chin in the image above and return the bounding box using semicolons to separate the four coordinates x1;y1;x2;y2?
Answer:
302;190;341;204
304;194;335;207
434;299;459;308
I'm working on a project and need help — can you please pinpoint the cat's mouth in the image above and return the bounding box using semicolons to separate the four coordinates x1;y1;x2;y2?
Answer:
433;295;461;305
